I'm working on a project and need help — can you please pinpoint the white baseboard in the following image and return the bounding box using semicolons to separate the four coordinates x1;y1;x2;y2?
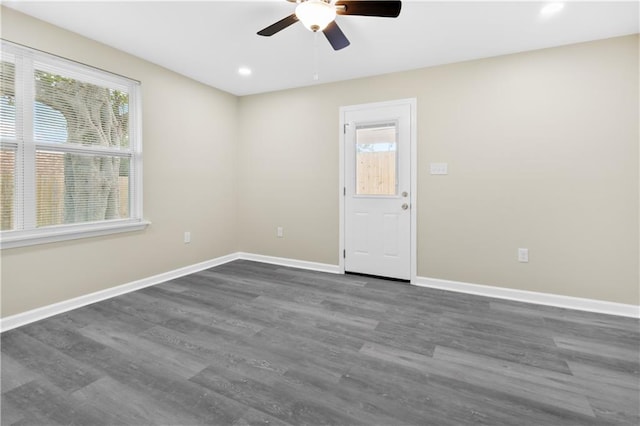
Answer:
237;252;340;274
3;252;637;332
0;252;241;332
413;276;640;319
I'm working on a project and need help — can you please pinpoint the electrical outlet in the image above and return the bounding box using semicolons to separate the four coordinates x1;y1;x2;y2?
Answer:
276;227;284;238
184;231;191;244
518;248;528;262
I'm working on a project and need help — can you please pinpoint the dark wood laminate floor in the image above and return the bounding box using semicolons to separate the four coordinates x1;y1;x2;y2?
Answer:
2;260;639;426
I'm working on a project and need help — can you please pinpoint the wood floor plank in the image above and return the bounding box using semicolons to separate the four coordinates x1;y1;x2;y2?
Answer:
69;302;157;334
320;318;438;357
490;300;639;332
283;367;427;426
432;346;595;417
140;323;295;381
72;376;209;425
250;326;356;381
436;313;573;374
232;406;295;426
3;380;111;426
191;364;377;426
568;360;640;424
253;295;380;330
553;335;640;376
64;344;246;425
425;373;605;426
339;364;551;426
554;335;640;364
129;288;265;337
0;396;27;426
0;355;41;394
543;316;640;346
360;341;435;370
1;330;103;393
2;259;638;425
77;322;209;379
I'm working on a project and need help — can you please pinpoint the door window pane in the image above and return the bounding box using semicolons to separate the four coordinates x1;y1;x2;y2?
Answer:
355;124;397;195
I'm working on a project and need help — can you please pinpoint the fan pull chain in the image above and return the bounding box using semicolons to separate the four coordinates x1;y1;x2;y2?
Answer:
313;31;320;81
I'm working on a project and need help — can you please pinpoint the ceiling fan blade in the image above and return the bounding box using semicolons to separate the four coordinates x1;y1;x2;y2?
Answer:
323;21;350;51
335;1;402;17
257;14;299;36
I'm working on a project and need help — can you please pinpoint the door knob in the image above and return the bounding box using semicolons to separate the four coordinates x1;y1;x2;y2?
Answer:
401;203;409;210
402;191;408;197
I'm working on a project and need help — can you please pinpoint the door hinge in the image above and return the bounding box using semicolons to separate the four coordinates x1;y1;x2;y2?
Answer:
343;187;346;196
343;123;349;134
343;249;346;258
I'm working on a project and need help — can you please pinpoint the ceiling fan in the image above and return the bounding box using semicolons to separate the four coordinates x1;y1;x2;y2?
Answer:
257;0;402;51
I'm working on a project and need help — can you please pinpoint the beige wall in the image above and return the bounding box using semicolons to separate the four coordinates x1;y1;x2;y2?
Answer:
0;8;239;317
1;8;638;318
238;35;639;305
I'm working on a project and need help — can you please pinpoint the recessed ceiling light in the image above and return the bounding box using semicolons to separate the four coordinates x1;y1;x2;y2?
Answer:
238;67;252;76
540;2;565;16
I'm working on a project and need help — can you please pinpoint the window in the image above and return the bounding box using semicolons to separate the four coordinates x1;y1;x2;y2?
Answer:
0;41;147;249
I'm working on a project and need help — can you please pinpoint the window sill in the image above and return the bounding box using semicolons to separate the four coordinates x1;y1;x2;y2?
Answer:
0;219;151;249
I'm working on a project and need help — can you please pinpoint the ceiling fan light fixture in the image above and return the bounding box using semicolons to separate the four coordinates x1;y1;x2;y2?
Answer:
295;0;336;32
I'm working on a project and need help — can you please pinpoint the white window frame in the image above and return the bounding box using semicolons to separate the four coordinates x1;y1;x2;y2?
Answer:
0;41;149;249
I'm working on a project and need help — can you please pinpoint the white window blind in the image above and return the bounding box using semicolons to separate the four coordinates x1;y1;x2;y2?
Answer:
0;41;147;248
1;56;17;231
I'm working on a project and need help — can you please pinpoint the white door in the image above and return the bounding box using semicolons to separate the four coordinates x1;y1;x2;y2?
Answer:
343;101;412;280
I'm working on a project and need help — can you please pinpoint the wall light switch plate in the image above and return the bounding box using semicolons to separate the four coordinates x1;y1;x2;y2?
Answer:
518;248;529;262
430;163;448;175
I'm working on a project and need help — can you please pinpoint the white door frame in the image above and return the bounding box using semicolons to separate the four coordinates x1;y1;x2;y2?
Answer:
339;98;417;282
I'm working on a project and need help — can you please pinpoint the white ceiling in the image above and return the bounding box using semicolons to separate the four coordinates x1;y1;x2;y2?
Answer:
4;1;639;96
